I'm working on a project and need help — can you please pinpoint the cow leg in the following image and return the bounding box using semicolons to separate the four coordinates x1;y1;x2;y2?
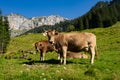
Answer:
90;47;95;64
40;52;43;61
40;51;43;61
62;46;67;65
60;53;63;64
57;53;60;60
42;51;46;61
40;50;46;61
58;50;63;64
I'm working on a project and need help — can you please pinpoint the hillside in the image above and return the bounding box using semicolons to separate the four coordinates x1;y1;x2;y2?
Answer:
7;22;120;53
0;22;119;80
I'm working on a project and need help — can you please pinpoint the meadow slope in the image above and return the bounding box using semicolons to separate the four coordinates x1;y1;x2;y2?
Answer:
0;22;120;80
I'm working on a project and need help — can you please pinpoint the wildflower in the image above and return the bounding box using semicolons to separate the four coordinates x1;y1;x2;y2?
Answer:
63;67;67;70
43;78;46;80
56;70;60;73
61;78;64;80
42;73;45;76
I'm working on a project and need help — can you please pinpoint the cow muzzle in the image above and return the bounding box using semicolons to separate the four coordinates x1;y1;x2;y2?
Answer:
49;41;55;45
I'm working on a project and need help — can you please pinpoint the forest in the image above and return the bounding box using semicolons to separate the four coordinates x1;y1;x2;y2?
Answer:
71;0;120;30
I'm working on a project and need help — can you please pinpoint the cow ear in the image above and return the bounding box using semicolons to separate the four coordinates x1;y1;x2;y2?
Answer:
52;30;58;35
42;31;48;36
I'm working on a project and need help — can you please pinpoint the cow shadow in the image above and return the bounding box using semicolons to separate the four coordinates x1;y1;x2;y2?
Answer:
22;59;75;65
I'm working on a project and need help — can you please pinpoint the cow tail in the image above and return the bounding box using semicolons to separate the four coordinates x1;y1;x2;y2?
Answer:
95;46;98;58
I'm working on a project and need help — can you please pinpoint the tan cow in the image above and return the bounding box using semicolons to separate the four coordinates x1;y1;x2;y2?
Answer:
43;30;98;64
34;40;56;61
67;52;88;59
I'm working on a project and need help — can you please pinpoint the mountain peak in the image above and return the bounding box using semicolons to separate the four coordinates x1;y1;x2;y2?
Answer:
7;13;68;37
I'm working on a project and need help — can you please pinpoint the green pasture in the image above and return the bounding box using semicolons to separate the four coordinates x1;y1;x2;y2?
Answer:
0;22;120;80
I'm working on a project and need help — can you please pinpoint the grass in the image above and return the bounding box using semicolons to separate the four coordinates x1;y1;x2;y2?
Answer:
0;22;120;80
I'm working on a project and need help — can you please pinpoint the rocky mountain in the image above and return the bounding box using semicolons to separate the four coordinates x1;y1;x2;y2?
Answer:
7;14;67;37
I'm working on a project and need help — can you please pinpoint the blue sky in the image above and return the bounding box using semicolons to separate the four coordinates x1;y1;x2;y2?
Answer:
0;0;109;19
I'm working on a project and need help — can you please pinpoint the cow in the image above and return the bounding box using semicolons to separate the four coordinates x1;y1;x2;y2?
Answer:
34;40;57;61
67;52;88;59
43;30;98;64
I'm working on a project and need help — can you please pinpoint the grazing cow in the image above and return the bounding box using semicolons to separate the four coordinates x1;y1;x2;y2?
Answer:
34;40;56;61
43;30;98;64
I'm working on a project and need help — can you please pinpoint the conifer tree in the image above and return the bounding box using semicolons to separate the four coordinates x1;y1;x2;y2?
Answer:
0;10;3;53
96;12;103;27
0;10;10;53
67;24;75;32
78;19;84;30
3;17;10;53
84;16;89;29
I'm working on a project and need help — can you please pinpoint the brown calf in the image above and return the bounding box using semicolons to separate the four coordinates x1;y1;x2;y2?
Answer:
34;40;56;61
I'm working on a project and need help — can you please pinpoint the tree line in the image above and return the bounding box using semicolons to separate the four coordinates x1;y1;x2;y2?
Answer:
71;0;120;31
0;10;10;53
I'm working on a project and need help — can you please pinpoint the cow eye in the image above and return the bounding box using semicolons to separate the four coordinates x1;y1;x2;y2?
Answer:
55;32;58;35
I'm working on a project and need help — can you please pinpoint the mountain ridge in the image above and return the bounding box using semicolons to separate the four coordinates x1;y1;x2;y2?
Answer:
7;13;68;37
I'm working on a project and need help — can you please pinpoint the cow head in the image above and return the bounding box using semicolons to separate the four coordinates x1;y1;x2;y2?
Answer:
49;35;56;45
34;42;43;53
34;42;39;53
43;29;58;40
